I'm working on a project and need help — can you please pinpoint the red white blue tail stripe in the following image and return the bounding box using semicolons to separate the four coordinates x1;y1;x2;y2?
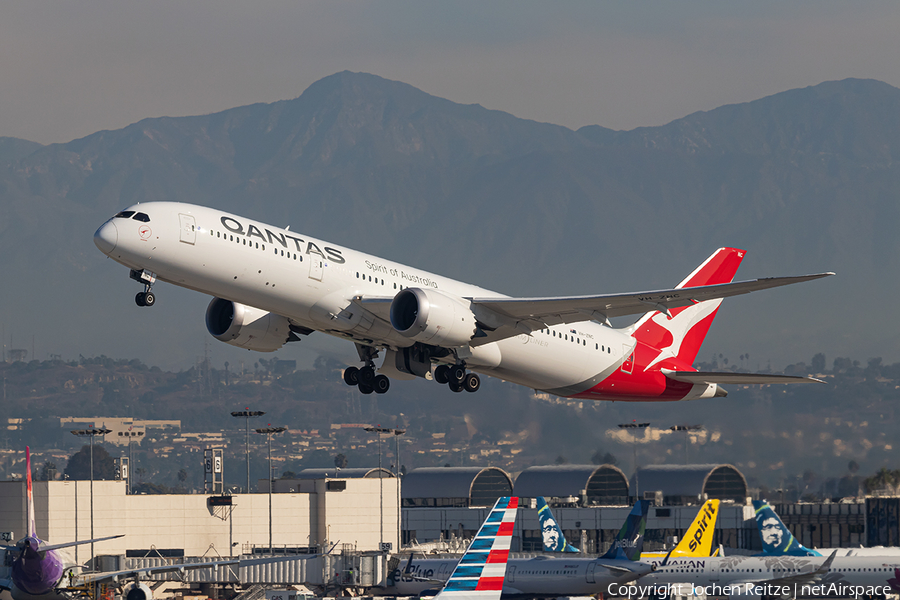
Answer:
435;496;518;600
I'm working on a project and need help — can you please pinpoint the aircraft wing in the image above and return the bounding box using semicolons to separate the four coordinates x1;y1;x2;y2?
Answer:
756;550;839;588
662;371;824;385
472;273;832;328
353;272;832;348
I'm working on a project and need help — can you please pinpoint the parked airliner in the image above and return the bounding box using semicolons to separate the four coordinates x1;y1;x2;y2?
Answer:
0;448;123;600
387;501;653;598
94;203;832;397
638;551;900;599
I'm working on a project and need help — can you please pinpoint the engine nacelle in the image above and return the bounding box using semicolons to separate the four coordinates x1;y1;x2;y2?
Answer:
205;298;291;352
390;288;477;347
125;583;153;600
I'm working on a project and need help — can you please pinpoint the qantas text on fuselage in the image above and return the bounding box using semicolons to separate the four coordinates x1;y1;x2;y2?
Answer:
94;202;832;398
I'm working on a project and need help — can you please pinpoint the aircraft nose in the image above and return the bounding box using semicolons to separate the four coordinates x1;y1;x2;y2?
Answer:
94;220;117;254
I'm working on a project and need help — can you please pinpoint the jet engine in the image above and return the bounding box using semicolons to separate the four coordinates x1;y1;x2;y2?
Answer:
125;583;153;600
390;288;476;347
205;298;291;352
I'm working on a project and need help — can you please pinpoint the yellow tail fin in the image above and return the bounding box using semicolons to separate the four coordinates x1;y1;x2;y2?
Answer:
670;499;719;556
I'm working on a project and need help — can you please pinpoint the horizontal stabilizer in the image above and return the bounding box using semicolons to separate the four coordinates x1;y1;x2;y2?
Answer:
41;534;125;552
662;371;824;385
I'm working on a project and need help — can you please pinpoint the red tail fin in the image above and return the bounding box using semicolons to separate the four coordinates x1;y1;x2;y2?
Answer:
26;446;36;537
631;248;745;368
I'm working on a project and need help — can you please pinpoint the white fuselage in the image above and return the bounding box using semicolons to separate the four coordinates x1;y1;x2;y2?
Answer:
639;554;900;597
389;556;650;598
95;201;667;397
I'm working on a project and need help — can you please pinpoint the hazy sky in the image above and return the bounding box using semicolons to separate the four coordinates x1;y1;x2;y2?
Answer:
3;1;900;145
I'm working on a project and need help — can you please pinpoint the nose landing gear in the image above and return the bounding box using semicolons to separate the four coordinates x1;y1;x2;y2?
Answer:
130;269;157;307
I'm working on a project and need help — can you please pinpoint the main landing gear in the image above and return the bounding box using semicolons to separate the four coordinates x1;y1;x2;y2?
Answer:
434;364;480;393
343;365;390;395
130;269;157;307
344;344;390;395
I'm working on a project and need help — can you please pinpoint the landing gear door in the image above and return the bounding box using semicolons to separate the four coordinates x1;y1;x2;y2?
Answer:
309;257;324;281
179;214;196;245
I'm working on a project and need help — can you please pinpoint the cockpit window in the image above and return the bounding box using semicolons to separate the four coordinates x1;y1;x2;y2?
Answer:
115;211;136;219
132;212;150;222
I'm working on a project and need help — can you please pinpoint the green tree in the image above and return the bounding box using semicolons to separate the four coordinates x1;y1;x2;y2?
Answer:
64;445;116;480
38;461;58;481
811;353;826;373
334;453;348;469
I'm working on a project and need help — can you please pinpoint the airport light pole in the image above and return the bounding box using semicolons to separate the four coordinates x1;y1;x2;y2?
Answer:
255;425;285;555
669;425;703;465
70;426;111;568
232;409;265;493
364;426;404;553
393;429;405;553
618;422;650;500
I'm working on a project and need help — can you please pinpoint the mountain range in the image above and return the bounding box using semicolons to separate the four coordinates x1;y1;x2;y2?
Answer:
1;72;897;373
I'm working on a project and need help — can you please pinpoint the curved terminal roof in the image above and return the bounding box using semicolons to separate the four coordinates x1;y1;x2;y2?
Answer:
296;467;394;479
403;467;513;507
631;464;747;502
513;465;629;503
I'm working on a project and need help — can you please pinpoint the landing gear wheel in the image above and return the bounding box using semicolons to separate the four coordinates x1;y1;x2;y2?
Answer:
143;291;155;307
449;365;466;384
434;365;450;384
463;373;481;393
135;292;146;307
373;375;390;394
359;366;376;385
343;366;360;386
358;383;374;394
448;380;464;393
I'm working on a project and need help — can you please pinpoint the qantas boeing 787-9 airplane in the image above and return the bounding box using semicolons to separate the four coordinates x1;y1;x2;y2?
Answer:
94;202;831;398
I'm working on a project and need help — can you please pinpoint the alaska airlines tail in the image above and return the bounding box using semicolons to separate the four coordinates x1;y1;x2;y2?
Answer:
434;496;518;600
536;497;580;553
753;500;821;556
640;499;720;559
628;248;744;370
600;500;649;561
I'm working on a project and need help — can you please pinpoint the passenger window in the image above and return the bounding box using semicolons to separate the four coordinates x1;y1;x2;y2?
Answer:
256;243;259;248
229;235;233;241
217;232;221;238
132;212;150;222
115;211;136;219
243;239;246;245
394;283;397;289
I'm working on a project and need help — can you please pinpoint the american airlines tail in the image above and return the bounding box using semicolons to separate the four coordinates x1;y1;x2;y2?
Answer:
627;247;744;370
433;497;518;600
